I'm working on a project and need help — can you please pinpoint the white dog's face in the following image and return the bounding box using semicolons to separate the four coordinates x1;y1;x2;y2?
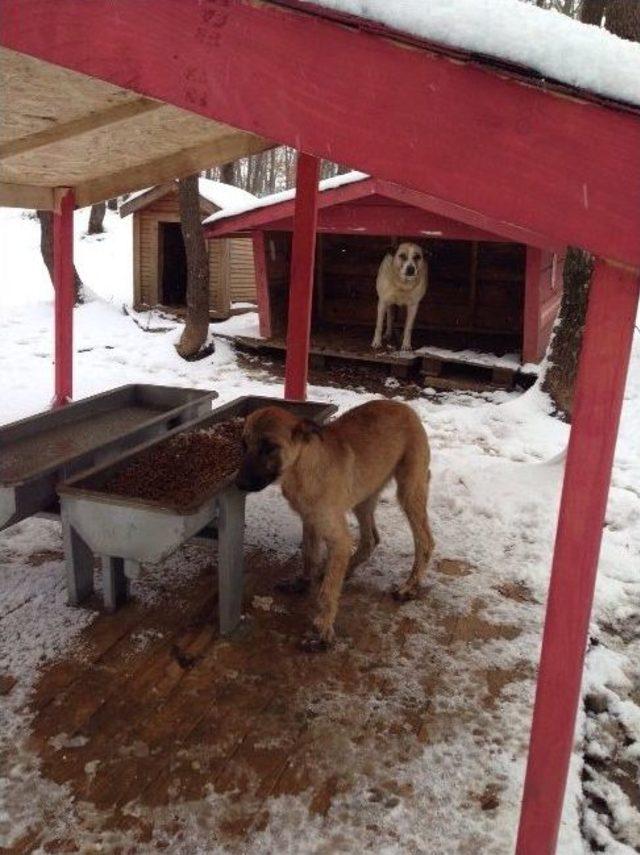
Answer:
392;242;424;283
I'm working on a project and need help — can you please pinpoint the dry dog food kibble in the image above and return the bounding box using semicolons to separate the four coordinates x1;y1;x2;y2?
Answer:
101;419;244;507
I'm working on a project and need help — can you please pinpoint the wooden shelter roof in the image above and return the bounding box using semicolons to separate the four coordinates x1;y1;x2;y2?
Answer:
2;0;638;267
204;175;566;251
0;47;272;210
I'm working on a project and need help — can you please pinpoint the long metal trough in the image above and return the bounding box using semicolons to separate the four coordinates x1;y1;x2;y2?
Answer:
57;395;337;634
0;384;216;531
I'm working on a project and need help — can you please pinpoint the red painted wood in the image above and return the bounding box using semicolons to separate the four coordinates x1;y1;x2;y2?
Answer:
251;231;272;339
211;200;514;243
53;189;75;407
284;153;320;401
3;0;639;266
523;247;542;364
206;179;558;248
516;260;640;854
206;179;377;238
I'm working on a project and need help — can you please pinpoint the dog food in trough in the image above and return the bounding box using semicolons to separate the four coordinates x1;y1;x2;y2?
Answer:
100;419;244;508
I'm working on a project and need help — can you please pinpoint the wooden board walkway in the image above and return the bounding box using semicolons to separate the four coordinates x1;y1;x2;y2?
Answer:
7;546;529;852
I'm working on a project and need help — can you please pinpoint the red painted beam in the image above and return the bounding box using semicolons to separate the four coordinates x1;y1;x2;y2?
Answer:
53;188;75;407
220;204;513;243
516;260;640;853
3;0;639;267
252;231;272;339
284;153;320;401
205;178;376;239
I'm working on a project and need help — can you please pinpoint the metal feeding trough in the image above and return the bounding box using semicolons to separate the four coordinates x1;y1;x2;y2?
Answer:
57;396;337;635
0;384;216;532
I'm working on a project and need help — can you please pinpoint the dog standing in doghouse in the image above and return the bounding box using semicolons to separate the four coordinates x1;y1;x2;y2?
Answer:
371;242;428;352
236;400;434;650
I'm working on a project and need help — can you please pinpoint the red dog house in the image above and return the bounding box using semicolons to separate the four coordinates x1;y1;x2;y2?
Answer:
205;173;563;369
2;2;639;851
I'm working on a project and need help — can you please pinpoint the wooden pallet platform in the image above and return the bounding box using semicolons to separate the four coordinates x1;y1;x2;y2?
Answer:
233;334;421;379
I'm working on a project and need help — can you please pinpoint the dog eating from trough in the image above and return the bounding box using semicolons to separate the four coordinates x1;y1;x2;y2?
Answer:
371;242;428;352
235;400;434;650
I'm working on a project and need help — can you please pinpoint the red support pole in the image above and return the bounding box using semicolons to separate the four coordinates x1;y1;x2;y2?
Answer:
516;259;640;854
53;188;75;407
284;153;320;401
252;230;272;339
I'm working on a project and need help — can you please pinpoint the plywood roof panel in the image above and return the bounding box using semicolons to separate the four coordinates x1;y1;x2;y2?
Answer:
0;48;273;209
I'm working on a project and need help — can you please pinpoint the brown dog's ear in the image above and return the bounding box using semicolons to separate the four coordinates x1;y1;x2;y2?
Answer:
292;418;322;442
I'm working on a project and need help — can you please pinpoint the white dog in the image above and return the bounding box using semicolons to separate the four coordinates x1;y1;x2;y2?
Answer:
371;242;427;352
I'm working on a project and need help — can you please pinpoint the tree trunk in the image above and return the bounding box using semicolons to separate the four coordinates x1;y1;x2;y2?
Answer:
175;175;212;360
87;202;106;235
36;210;85;304
220;161;235;185
604;0;640;40
542;249;593;417
580;0;606;25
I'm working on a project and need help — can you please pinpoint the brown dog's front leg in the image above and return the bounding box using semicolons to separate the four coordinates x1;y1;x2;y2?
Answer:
276;521;321;595
301;519;351;650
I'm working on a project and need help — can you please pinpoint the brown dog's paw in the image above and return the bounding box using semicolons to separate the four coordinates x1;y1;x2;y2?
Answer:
391;583;419;602
298;632;331;653
275;575;310;595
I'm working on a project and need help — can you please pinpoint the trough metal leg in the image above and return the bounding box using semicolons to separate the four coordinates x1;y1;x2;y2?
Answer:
101;555;130;612
217;488;246;635
62;513;94;605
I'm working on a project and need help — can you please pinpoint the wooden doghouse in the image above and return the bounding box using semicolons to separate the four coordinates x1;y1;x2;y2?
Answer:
204;174;564;378
120;179;258;318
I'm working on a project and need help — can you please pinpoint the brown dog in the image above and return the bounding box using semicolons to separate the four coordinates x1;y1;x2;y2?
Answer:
236;400;434;650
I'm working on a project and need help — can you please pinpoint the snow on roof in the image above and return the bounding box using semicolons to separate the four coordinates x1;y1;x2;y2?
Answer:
124;179;256;212
203;170;369;225
196;178;256;209
306;0;640;108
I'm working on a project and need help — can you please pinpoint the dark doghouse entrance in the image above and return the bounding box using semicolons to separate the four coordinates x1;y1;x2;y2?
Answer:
159;222;187;306
265;232;526;355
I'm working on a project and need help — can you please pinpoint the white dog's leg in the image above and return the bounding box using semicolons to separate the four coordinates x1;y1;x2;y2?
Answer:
401;302;419;352
383;305;394;342
372;299;387;349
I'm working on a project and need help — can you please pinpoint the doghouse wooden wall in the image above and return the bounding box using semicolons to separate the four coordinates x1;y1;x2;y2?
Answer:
265;231;527;354
132;191;256;316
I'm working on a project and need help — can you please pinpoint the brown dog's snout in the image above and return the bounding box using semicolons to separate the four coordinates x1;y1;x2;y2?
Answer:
235;451;278;493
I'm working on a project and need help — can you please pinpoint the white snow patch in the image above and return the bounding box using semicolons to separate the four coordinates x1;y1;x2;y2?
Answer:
306;0;640;108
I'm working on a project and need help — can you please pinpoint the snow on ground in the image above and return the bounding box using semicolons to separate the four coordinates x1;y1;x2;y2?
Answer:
0;207;639;851
307;0;640;108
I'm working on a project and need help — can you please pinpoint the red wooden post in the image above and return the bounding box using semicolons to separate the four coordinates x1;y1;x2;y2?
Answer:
516;259;640;854
523;246;542;364
53;188;75;407
252;230;272;339
284;153;320;400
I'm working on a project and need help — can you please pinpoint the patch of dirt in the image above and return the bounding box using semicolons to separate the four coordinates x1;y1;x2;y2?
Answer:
237;350;425;399
482;662;532;708
494;581;538;604
100;419;244;508
436;558;474;578
25;548;64;567
0;673;16;696
441;599;522;644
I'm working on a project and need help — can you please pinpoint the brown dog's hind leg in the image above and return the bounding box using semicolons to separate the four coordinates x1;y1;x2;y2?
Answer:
302;517;352;650
348;492;381;577
276;522;321;595
393;466;434;601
